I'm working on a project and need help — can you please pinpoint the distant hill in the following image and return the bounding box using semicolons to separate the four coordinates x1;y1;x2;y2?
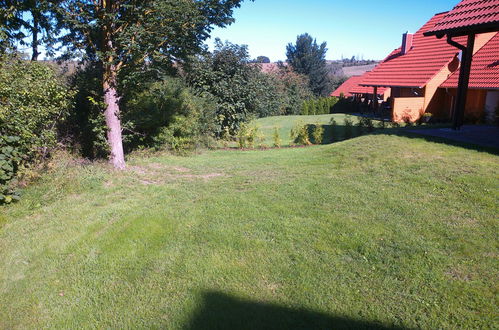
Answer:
342;64;378;77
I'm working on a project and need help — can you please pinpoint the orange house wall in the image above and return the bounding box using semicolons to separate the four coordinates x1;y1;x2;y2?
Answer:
392;32;497;122
392;97;425;122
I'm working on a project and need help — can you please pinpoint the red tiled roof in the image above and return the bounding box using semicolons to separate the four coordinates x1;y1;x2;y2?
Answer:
425;0;499;36
331;75;363;97
441;32;499;88
331;74;387;97
361;12;468;88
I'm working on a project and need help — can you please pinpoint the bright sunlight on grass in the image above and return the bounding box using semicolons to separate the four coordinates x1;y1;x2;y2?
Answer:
1;132;498;328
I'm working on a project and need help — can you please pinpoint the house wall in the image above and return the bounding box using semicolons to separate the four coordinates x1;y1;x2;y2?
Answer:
392;32;497;123
434;88;495;122
392;97;425;122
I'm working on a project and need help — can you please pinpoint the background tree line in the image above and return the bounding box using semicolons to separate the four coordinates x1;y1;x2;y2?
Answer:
1;0;346;202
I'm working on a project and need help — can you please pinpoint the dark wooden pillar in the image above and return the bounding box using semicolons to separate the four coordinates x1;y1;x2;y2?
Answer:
449;33;475;130
373;87;378;113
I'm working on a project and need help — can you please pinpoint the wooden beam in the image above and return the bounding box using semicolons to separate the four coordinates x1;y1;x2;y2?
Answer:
447;34;475;130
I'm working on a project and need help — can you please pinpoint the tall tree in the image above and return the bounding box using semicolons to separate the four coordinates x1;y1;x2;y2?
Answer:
286;33;331;97
0;0;61;60
57;0;248;169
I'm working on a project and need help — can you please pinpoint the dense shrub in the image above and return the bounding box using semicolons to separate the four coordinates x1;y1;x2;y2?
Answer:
185;40;281;136
300;97;338;115
311;123;324;144
0;54;73;202
332;97;357;113
68;65;217;157
270;65;313;115
273;127;282;148
123;77;217;152
290;121;311;145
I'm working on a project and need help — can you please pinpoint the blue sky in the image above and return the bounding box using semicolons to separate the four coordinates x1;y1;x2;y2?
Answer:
208;0;459;61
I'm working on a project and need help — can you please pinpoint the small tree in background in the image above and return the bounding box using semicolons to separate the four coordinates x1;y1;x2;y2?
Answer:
254;55;270;63
286;33;331;97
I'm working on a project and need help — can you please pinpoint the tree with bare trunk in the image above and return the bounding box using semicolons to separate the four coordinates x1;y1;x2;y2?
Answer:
55;0;248;169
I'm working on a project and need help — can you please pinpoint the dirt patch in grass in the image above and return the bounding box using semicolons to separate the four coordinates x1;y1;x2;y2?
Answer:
127;164;224;185
445;268;473;282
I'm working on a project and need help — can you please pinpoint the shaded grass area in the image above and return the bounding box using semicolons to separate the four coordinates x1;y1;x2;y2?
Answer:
1;134;498;328
251;114;368;146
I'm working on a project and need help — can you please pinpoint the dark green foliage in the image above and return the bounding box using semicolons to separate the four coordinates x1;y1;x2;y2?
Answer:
67;68;218;157
185;39;280;136
65;63;108;159
0;136;21;203
330;75;348;93
254;56;270;63
271;64;313;115
286;33;331;96
311;123;324;145
332;97;357;113
343;115;354;140
0;0;62;60
0;54;72;202
300;97;338;115
123;77;217;152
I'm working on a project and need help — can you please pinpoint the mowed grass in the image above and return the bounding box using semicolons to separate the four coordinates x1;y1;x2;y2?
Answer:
1;133;498;329
251;114;369;146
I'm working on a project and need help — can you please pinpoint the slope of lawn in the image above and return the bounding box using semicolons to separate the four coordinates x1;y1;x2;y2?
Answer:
1;133;498;329
251;114;370;146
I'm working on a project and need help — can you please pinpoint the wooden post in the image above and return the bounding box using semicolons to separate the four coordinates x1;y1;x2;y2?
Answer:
450;33;475;130
373;87;378;114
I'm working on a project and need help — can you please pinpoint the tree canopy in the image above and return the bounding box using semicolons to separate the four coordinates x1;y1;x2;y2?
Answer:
53;0;249;168
286;33;331;97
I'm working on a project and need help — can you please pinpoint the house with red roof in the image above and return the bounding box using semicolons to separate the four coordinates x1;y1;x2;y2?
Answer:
331;73;390;101
360;10;498;123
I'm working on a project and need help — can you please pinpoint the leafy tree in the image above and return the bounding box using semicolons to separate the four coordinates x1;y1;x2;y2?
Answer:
0;0;61;60
270;63;312;115
286;33;331;97
185;39;279;135
255;55;270;63
55;0;248;169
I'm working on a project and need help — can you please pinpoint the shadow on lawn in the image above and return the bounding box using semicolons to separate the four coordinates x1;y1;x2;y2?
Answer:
185;291;409;330
382;127;499;155
315;121;499;155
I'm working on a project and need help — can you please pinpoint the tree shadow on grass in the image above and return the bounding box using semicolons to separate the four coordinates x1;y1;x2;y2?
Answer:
310;120;499;156
185;291;410;330
379;126;499;155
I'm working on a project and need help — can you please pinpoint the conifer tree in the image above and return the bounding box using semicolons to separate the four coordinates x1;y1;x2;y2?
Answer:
286;33;331;97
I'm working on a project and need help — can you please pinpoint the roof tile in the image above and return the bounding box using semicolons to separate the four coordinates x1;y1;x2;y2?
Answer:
426;0;499;35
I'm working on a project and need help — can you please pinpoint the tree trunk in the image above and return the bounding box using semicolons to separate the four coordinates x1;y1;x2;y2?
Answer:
103;64;126;169
31;8;39;61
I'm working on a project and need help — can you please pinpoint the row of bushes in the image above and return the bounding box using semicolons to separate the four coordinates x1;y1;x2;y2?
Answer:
301;97;338;115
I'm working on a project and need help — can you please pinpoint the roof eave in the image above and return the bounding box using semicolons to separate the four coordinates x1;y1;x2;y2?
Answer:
424;22;499;38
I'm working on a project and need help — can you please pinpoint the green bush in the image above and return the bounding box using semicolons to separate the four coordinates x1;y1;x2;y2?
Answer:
236;124;260;149
0;136;21;203
185;40;281;136
123;77;217;153
0;54;73;203
312;123;324;145
344;115;354;140
300;97;338;115
273;127;282;148
290;121;311;145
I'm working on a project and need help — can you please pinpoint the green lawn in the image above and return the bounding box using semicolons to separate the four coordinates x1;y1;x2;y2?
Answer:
1;127;498;328
251;114;369;147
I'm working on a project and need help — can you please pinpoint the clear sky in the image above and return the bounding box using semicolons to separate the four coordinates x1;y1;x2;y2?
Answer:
208;0;460;61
